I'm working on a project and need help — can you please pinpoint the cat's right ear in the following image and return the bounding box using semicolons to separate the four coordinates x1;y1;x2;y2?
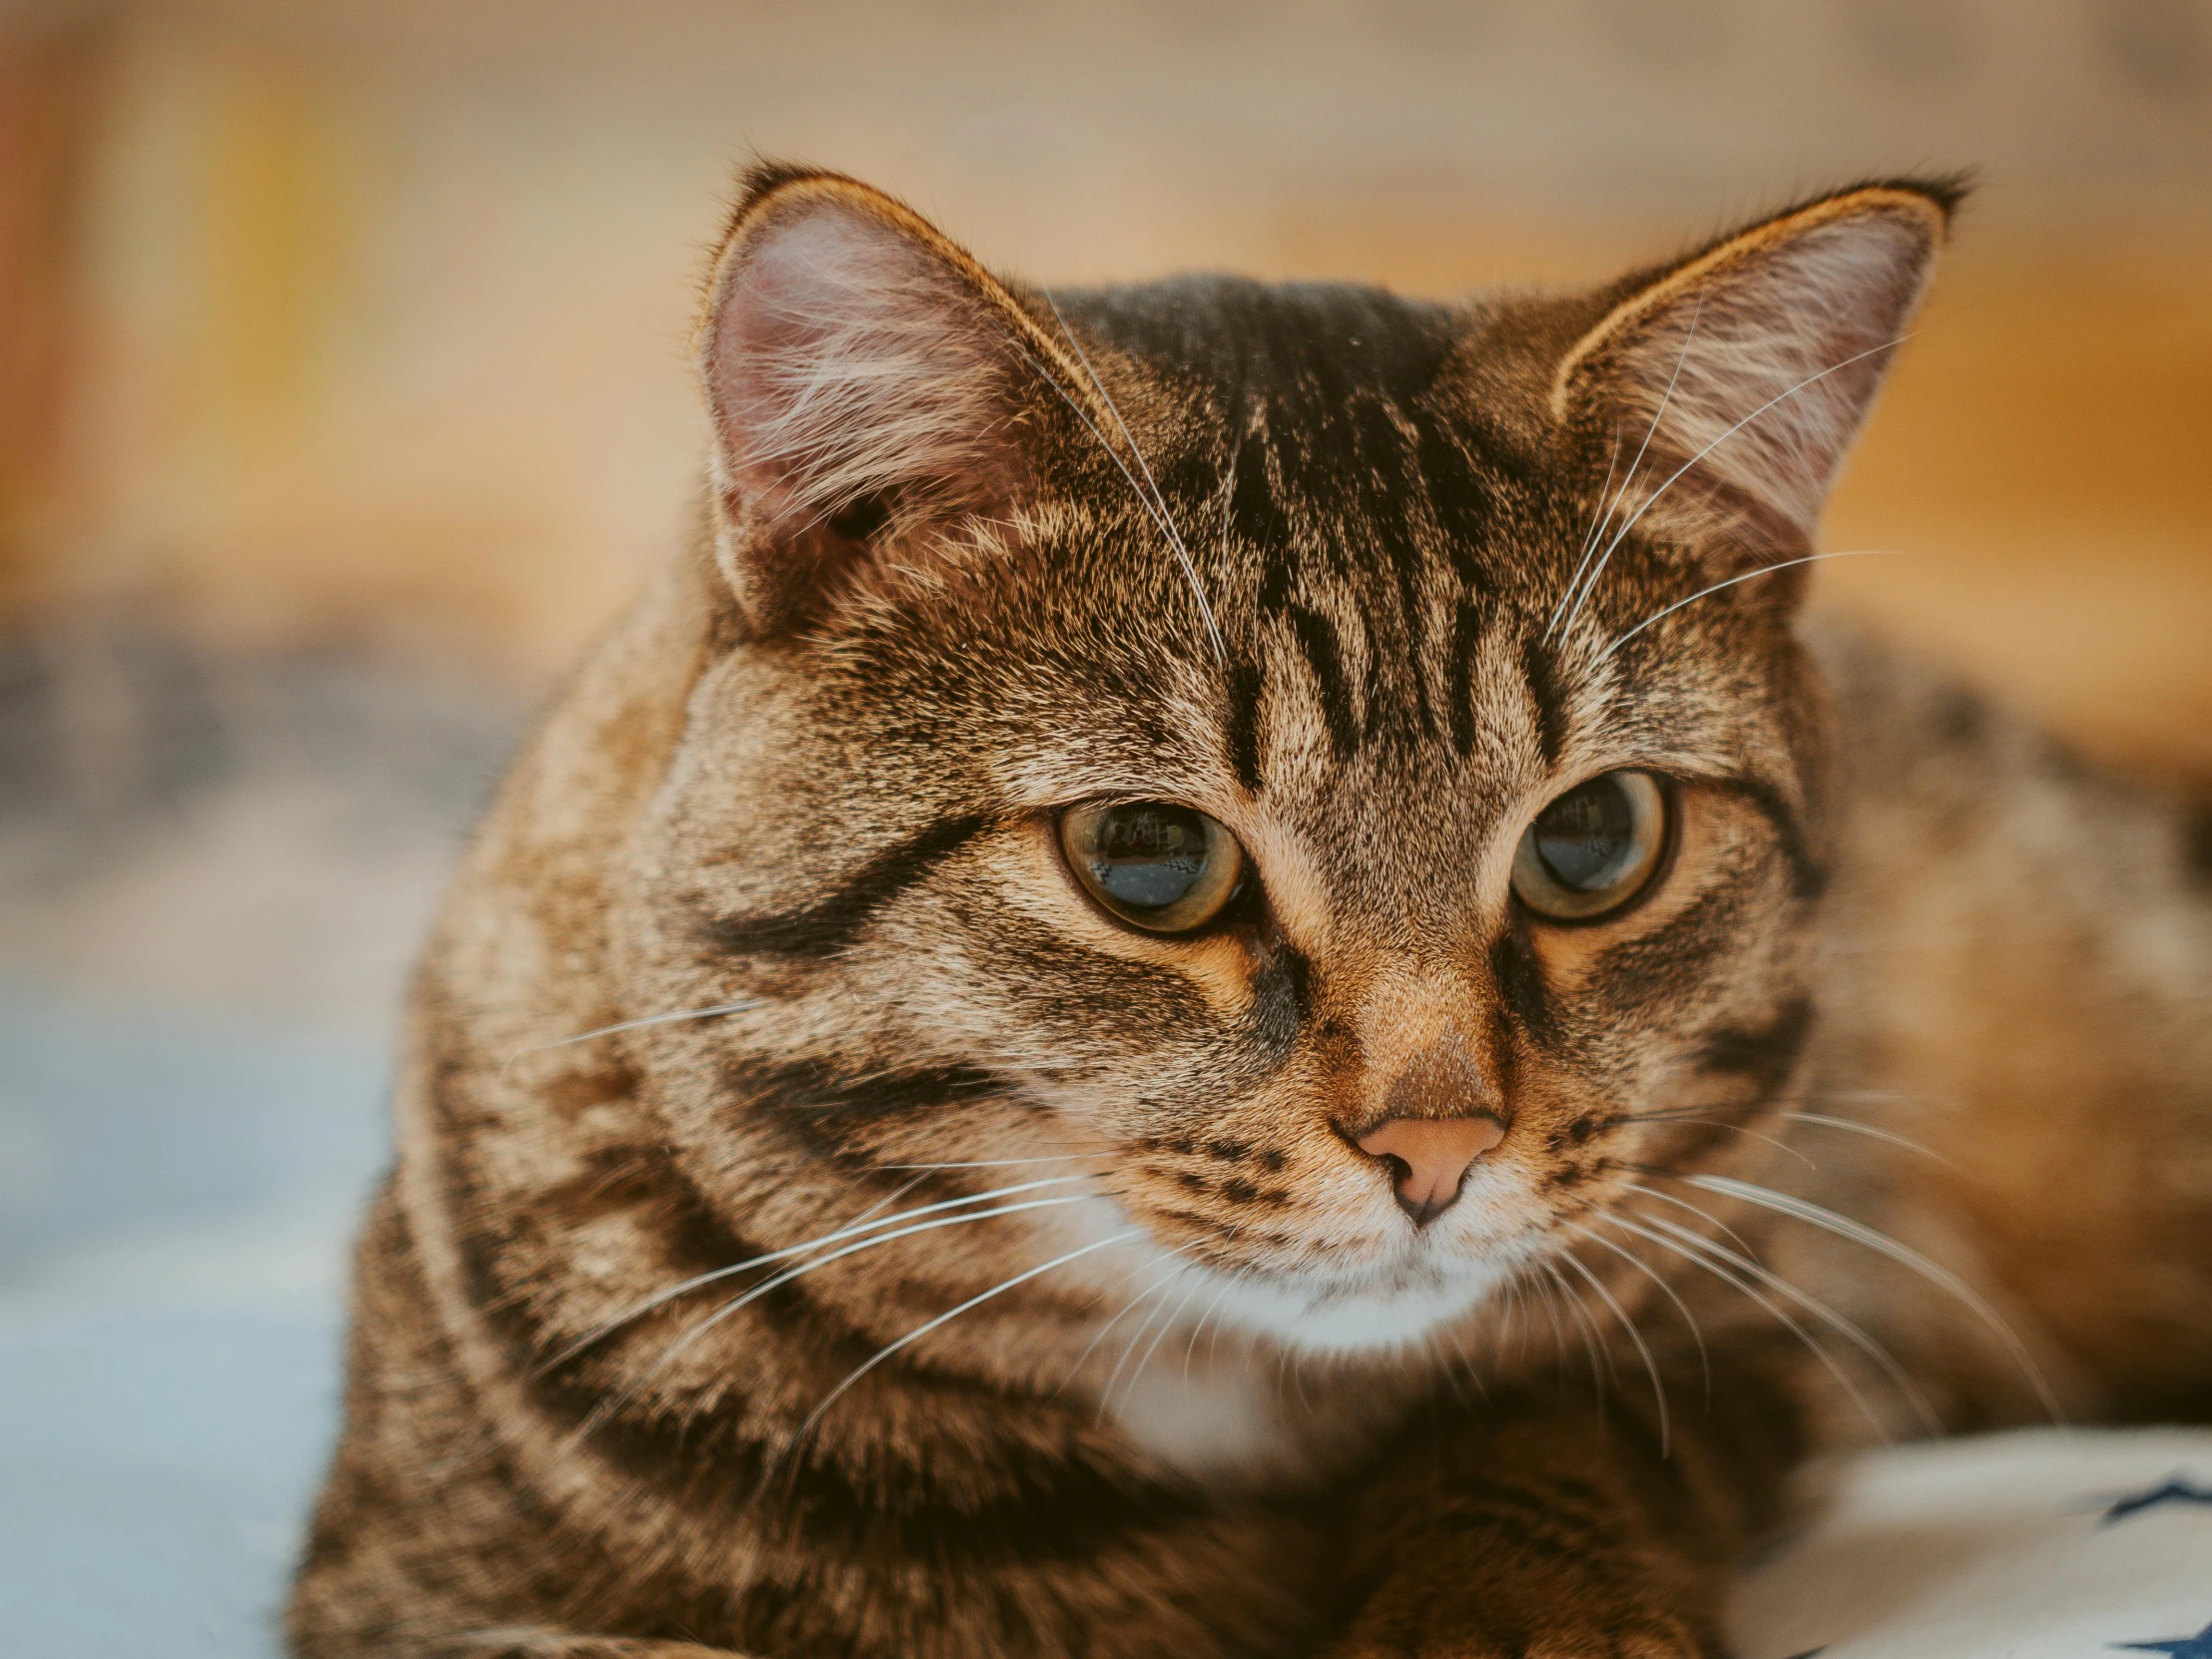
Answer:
697;166;1068;636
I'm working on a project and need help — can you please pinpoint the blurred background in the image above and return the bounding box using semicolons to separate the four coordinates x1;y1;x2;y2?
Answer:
1;0;2207;1652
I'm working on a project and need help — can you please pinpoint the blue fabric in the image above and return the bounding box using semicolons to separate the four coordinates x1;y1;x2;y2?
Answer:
1;1307;345;1656
0;985;388;1658
2115;1622;2212;1658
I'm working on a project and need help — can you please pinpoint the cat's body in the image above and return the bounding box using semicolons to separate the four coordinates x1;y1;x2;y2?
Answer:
291;172;2212;1659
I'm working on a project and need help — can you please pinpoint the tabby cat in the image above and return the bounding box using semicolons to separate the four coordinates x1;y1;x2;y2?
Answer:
289;166;2212;1658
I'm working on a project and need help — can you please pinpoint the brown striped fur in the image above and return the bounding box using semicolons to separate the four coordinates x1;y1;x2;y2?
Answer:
290;168;2212;1659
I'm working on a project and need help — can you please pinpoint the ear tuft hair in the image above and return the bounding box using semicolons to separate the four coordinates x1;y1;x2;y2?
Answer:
1554;179;1957;547
699;168;1047;635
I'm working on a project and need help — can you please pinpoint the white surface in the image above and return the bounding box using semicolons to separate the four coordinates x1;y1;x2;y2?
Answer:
1733;1428;2212;1659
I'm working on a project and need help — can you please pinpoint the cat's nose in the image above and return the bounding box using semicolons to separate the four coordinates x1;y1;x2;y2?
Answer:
1356;1115;1506;1224
1345;1022;1506;1223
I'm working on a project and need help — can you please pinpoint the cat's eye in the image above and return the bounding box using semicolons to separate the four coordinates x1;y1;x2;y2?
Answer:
1511;770;1669;921
1058;801;1246;934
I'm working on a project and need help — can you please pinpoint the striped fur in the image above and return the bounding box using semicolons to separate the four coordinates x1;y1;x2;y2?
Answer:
291;170;2212;1659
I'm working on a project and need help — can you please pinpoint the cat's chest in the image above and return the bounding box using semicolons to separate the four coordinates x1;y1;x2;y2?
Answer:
1098;1350;1401;1490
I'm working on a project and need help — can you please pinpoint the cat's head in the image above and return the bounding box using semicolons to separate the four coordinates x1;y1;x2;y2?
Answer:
629;166;1951;1360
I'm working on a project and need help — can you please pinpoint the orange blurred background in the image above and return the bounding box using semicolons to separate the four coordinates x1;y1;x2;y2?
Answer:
3;0;2209;771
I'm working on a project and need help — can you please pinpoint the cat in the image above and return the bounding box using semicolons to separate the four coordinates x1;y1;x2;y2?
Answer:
288;164;2212;1659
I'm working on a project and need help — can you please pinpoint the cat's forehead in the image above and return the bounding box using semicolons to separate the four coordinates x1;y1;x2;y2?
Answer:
1058;276;1550;586
1058;276;1469;417
797;276;1794;841
1049;277;1650;679
822;500;1763;825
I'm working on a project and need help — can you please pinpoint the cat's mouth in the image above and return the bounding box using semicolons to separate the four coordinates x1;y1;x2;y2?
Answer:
1080;1177;1556;1357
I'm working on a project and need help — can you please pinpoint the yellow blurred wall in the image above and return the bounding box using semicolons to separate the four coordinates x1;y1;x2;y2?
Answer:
4;0;2209;772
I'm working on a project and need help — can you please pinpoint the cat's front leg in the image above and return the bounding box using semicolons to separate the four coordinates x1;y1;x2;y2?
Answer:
429;1636;758;1658
1322;1373;1800;1659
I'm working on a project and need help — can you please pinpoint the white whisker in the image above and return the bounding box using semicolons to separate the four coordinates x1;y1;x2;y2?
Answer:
1054;1244;1204;1398
1494;1272;1527;1369
1603;1209;1887;1436
1442;1316;1493;1404
842;1171;931;1232
1181;1277;1239;1382
571;1194;1093;1440
1561;1218;1708;1401
1421;1319;1487;1410
1531;1266;1572;1383
1115;1267;1213;1414
1565;334;1912;645
1554;1238;1670;1453
499;999;759;1079
1773;1111;1960;1174
874;1154;1113;1170
1683;1172;2061;1420
1041;291;1226;663
1642;1208;1938;1433
1099;1261;1196;1418
1554;294;1704;641
1596;550;1910;665
1611;1208;1935;1435
1540;1258;1613;1410
539;1175;1095;1373
1619;1180;1762;1262
778;1230;1141;1473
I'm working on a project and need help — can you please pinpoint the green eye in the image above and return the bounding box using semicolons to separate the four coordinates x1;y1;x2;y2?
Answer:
1511;771;1669;921
1058;802;1246;933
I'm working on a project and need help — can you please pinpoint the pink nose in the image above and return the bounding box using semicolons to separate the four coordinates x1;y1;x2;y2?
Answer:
1356;1116;1505;1224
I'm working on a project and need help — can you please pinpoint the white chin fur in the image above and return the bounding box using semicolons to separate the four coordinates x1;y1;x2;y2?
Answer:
1061;1190;1531;1359
1188;1252;1515;1355
1047;1192;1538;1486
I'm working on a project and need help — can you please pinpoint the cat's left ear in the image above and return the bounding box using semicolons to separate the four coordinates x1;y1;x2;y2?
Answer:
698;165;1073;636
1552;180;1959;550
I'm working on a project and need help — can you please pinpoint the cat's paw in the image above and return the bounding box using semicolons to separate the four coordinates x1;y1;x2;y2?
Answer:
1327;1625;1727;1659
1322;1585;1730;1659
1328;1635;1723;1659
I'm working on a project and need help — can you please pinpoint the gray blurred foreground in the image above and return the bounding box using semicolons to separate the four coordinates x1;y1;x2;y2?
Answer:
0;616;524;1656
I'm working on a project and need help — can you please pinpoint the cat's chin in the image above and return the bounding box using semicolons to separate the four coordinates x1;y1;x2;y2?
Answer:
1189;1253;1519;1357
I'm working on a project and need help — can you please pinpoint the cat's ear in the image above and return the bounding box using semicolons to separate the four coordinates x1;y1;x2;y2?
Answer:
698;166;1062;636
1552;180;1959;549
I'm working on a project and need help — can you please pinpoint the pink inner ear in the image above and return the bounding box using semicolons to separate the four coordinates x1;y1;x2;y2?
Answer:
1597;211;1936;538
706;203;1019;543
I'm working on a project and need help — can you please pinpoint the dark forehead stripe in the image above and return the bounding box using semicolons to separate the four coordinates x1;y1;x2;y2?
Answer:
1060;275;1500;584
1062;278;1529;780
1521;636;1569;769
1058;276;1462;420
702;813;987;959
1223;656;1265;794
1287;607;1361;764
1445;595;1487;758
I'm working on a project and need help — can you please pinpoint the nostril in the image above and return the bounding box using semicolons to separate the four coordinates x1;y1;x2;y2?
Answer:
1353;1115;1506;1224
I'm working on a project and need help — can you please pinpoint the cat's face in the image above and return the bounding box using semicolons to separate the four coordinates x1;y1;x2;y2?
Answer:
631;170;1946;1360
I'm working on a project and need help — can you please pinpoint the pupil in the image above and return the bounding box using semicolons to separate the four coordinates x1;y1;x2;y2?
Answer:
1534;777;1635;891
1088;804;1208;911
